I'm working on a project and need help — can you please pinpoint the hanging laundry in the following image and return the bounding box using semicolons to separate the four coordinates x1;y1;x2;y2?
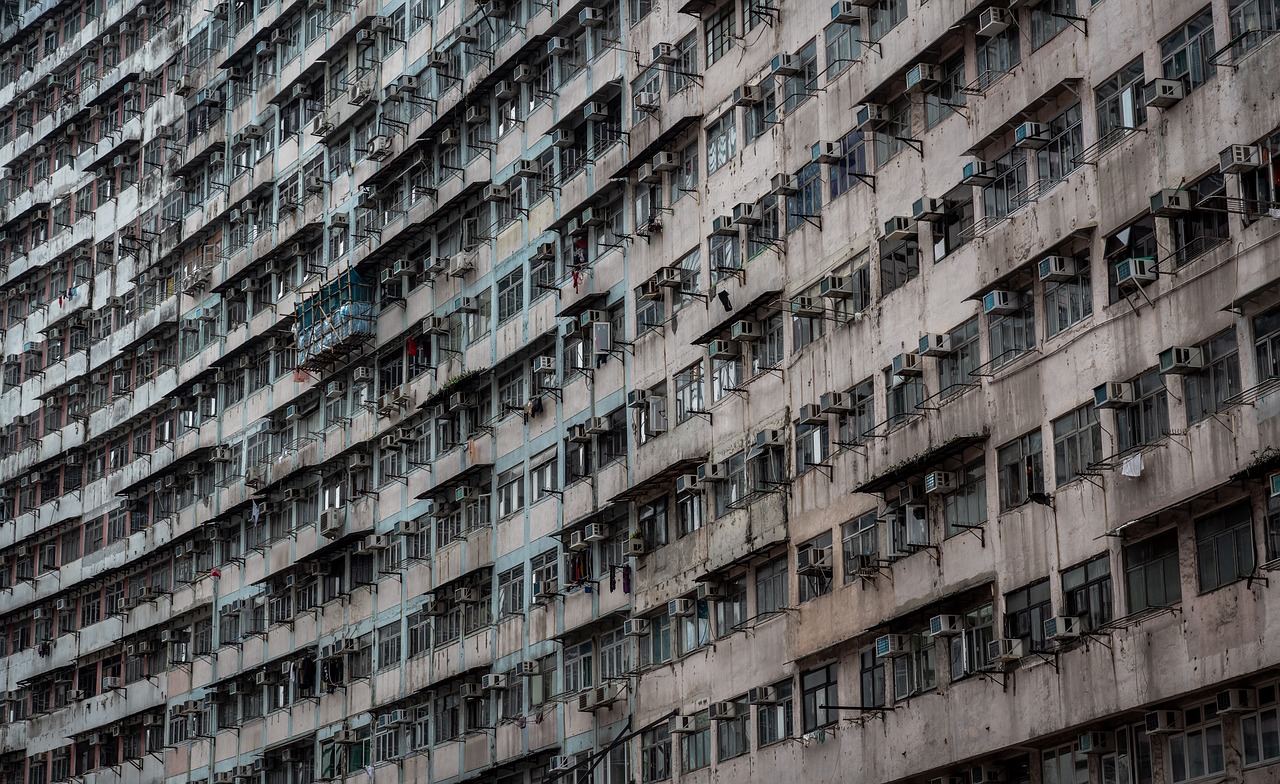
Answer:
622;566;632;594
1121;452;1144;477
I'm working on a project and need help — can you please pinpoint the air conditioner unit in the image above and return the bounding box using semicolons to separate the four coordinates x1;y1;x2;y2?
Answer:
830;0;861;23
651;42;677;64
892;352;922;377
1220;144;1262;173
772;54;800;75
320;508;344;537
1078;731;1114;754
905;63;939;92
797;547;831;575
584;101;608;122
623;617;649;636
459;682;483;699
1144;78;1185;108
669;715;695;734
981;290;1020;315
514;63;537;82
1093;381;1134;409
1014;121;1050;149
912;197;946;222
929;614;962;636
924;471;956;494
1158;346;1204;374
1150;188;1190;215
676;473;703;495
733;202;763;225
1044;615;1082;641
971;765;1006;783
668;598;695;617
791;295;824;318
967;5;1009;37
1114;257;1157;288
633;92;660;112
102;676;123;690
790;403;825;427
814;391;849;415
1036;255;1078;282
917;333;952;357
546;36;571;56
856;103;887;131
578;6;604;25
1217;688;1257;713
708;339;739;360
962;161;997;186
1145;710;1182;734
876;634;908;657
708;701;738;721
566;524;602;547
624;538;647;556
749;686;779;705
724;320;760;343
987;638;1024;663
733;83;764;106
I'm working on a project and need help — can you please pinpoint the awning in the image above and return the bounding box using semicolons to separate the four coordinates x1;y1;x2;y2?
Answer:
852;433;988;494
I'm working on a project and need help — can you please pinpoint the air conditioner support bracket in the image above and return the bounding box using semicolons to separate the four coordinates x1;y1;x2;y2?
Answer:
949;523;986;547
895;136;923;156
1050;12;1087;34
1031;651;1060;671
855;39;882;57
806;462;834;481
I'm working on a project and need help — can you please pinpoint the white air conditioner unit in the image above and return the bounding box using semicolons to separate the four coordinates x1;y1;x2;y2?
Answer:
905;63;938;92
876;634;908;657
1220;144;1262;173
1014;121;1050;149
749;686;779;705
913;197;946;221
856;103;886;131
1150;188;1190;215
1159;346;1204;374
623;617;649;636
924;471;955;494
929;614;962;636
708;339;739;360
981;290;1020;315
633;92;660;112
830;0;861;24
976;6;1009;36
772;54;800;75
1114;257;1157;288
1044;615;1082;641
1217;688;1257;713
1145;710;1182;734
962;160;997;186
668;598;695;617
798;404;826;425
892;352;922;376
987;638;1024;663
797;547;831;575
1093;381;1135;409
1144;78;1185;108
1037;255;1078;282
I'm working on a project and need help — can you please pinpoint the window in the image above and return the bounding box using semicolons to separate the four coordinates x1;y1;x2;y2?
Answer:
942;460;987;537
1257;305;1280;380
782;41;817;114
1044;253;1092;337
671;141;698;203
948;603;995;679
1124;529;1182;613
924;54;965;128
668;33;697;94
1242;684;1280;766
673;363;704;424
1228;0;1279;58
801;664;837;732
716;695;749;760
858;647;885;707
563;641;593;693
705;111;737;175
976;26;1020;87
704;4;735;66
1161;8;1215;91
630;0;653;24
797;533;833;601
988;287;1036;368
496;267;524;323
1042;743;1090;784
714;577;747;635
868;0;905;40
677;600;711;655
745;87;779;143
1052;404;1101;485
997;430;1044;511
497;566;524;617
1004;579;1051;654
841;511;878;583
752;313;785;373
1195;503;1255;592
496;468;524;518
931;187;974;261
756;679;793;746
640;725;671;782
1116;371;1170;452
754;555;787;616
1096;57;1147;138
530;458;559;503
829;129;870;199
710;355;743;403
939;317;980;394
984;147;1029;220
1039;101;1085;186
1170;173;1229;266
879;236;920;297
680;711;711;771
824;22;860;81
377;622;401;670
641;613;672;666
787;161;822;232
1169;700;1225;783
1185;330;1241;424
1030;0;1074;50
874;95;911;166
1062;554;1113;631
891;630;937;698
885;369;924;427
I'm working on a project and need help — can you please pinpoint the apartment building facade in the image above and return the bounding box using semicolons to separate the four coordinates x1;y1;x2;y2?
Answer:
2;0;1280;782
